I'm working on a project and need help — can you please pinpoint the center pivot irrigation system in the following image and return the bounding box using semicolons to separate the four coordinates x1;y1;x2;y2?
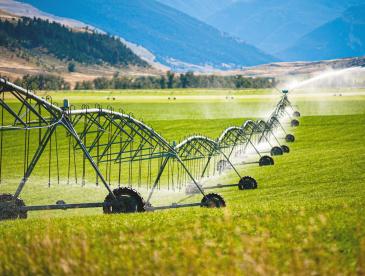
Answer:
0;79;300;220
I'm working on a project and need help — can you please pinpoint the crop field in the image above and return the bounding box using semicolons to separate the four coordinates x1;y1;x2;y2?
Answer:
0;88;365;275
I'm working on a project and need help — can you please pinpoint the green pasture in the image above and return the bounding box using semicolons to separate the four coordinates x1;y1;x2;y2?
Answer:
0;88;364;275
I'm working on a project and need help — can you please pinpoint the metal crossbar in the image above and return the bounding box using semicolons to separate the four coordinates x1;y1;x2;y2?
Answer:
0;78;298;215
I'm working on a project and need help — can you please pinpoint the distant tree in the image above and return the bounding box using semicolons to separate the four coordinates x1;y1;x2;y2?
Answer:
180;71;195;88
235;75;251;89
74;82;82;90
167;71;175;89
70;73;275;90
83;81;94;90
75;80;94;90
68;62;76;72
93;77;110;89
113;77;130;89
15;74;70;90
159;76;166;89
180;73;188;88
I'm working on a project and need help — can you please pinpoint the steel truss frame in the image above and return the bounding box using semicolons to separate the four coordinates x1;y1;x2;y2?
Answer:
0;78;208;212
0;78;298;215
173;94;297;191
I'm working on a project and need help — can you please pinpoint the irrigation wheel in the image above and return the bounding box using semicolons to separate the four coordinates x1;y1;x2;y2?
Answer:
291;119;300;127
201;193;226;208
103;187;146;214
281;145;290;153
259;155;274;166
271;146;284;156
238;176;258;190
293;111;301;118
285;134;295;143
0;194;27;221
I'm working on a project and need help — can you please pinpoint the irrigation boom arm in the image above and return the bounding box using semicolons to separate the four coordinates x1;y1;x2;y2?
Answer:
0;78;299;218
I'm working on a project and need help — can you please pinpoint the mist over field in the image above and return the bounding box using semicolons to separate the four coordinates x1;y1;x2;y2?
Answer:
0;1;365;275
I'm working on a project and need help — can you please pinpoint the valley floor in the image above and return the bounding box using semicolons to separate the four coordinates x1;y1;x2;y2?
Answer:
0;88;364;275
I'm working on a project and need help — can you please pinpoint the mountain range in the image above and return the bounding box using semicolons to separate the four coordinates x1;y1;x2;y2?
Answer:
160;0;365;62
157;0;235;21
18;0;275;70
279;5;365;61
1;0;363;70
165;0;361;53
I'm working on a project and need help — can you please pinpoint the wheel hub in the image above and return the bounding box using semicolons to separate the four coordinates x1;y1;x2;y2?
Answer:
281;145;290;153
201;193;226;208
285;134;295;143
238;176;258;190
291;119;300;127
103;187;146;214
271;146;283;156
259;156;274;166
0;194;27;220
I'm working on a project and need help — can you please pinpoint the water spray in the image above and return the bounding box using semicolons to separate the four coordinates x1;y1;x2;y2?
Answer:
0;78;300;220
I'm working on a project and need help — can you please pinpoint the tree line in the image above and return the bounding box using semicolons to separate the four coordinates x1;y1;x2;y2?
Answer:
75;72;276;90
13;75;70;90
0;17;148;67
11;72;276;91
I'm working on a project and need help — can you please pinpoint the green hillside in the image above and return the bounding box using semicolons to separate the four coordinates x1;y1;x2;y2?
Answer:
0;17;148;67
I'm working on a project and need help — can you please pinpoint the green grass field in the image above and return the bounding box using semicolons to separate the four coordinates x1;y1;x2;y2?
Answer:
0;88;365;275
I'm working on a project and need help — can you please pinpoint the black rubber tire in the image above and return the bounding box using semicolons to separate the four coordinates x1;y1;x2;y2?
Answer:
238;176;258;190
291;119;300;127
103;187;145;214
285;134;295;143
259;156;274;167
281;145;290;153
0;194;27;220
271;146;283;156
293;111;301;118
201;193;226;208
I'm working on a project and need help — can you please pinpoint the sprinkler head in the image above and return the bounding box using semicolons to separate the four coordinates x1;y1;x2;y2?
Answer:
282;89;289;94
62;98;70;110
